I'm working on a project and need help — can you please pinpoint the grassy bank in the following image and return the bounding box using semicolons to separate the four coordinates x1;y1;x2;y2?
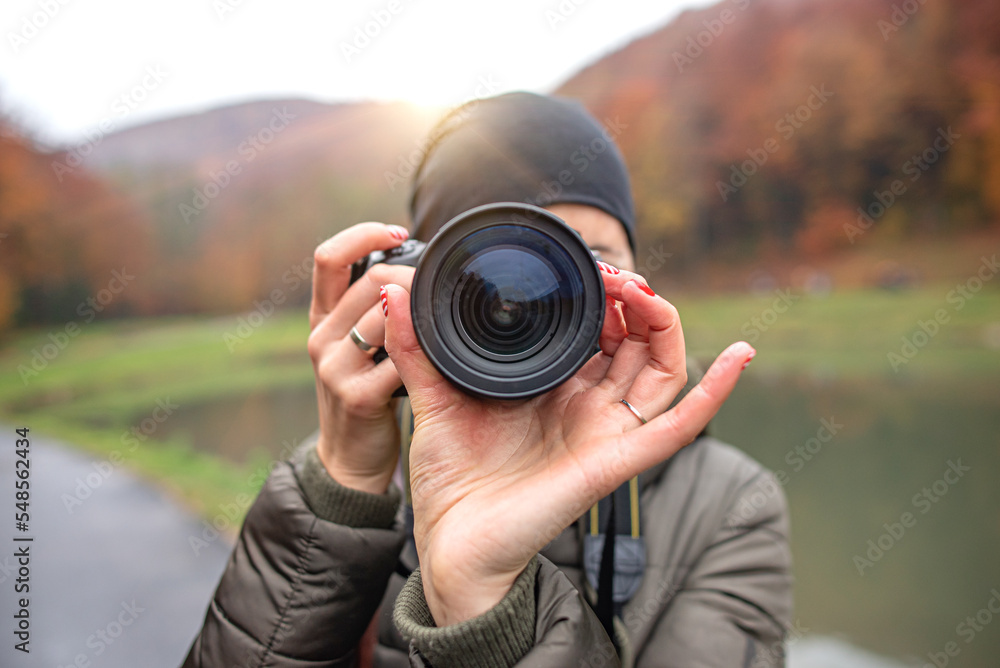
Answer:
1;285;997;520
0;312;314;518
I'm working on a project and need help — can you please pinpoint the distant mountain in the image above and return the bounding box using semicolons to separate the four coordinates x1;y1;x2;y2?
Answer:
556;0;999;283
85;98;437;181
6;0;998;323
84;99;334;169
46;98;440;314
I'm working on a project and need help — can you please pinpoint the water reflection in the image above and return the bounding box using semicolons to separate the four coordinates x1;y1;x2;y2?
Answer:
711;373;1000;667
153;386;318;464
151;374;1000;665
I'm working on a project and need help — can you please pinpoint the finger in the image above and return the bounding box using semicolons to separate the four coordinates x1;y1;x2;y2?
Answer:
624;342;755;473
315;336;404;408
310;222;409;328
342;307;388;358
306;265;409;359
599;267;651;302
598;296;628;356
621;301;649;339
381;283;457;414
308;305;397;384
620;280;688;415
325;263;415;339
311;309;405;411
602;281;686;419
595;264;647;355
575;349;613;387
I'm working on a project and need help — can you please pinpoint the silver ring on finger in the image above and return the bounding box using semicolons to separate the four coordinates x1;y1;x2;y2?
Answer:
349;326;376;353
620;399;648;425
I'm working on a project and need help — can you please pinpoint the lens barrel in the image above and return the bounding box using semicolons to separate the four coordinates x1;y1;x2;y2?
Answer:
411;203;605;399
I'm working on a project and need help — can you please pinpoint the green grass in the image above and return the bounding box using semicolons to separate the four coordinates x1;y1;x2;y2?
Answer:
1;285;997;520
0;311;314;519
673;285;1000;379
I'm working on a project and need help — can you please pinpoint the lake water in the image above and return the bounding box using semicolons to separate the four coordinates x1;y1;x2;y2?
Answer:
154;372;1000;666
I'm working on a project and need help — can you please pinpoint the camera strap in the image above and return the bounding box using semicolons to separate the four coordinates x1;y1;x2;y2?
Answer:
584;478;646;651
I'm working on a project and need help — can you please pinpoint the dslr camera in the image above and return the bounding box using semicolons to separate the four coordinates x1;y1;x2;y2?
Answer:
350;202;605;400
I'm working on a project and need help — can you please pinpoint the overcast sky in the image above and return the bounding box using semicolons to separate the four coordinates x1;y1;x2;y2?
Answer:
0;0;714;146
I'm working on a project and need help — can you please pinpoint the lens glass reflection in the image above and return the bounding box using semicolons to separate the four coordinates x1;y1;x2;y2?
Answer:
442;225;581;362
457;248;560;356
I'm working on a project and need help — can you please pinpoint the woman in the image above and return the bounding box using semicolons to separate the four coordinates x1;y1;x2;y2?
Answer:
183;92;792;667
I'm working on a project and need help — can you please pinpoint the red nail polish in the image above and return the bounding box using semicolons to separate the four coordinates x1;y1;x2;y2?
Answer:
598;261;620;275
741;349;756;370
387;225;409;241
380;286;389;316
634;281;655;297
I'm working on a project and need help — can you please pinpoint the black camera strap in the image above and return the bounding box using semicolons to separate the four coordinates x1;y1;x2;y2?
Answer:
585;477;646;652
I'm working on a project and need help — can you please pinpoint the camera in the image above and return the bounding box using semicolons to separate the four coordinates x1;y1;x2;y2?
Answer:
350;202;605;400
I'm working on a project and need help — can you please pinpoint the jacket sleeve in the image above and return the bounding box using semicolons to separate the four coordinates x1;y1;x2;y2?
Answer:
637;465;794;668
393;555;620;668
182;441;406;668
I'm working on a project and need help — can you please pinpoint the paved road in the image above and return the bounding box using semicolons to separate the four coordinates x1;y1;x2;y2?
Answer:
1;426;232;668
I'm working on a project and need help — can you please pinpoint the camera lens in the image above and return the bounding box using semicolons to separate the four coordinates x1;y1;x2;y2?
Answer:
411;203;605;399
454;236;562;360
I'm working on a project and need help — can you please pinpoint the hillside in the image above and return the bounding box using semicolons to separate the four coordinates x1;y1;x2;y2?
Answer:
47;99;438;315
0;123;153;330
4;0;999;326
556;0;1000;279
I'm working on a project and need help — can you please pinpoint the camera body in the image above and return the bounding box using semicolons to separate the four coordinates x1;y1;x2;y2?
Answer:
350;203;605;400
350;238;427;284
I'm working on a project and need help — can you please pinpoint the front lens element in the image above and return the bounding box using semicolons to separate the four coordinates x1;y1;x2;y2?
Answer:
453;245;563;359
411;204;604;399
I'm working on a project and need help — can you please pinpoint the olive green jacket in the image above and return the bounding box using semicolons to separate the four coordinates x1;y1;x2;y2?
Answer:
182;435;792;667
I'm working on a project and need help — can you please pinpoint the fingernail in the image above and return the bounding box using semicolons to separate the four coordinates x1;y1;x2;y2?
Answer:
633;280;655;297
597;261;620;275
380;286;389;316
741;349;756;370
387;225;409;241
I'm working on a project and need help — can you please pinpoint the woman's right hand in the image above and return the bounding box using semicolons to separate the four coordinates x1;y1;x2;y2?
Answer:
307;222;415;494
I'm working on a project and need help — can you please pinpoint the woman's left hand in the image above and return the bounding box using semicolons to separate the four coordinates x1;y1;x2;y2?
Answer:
381;269;755;626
